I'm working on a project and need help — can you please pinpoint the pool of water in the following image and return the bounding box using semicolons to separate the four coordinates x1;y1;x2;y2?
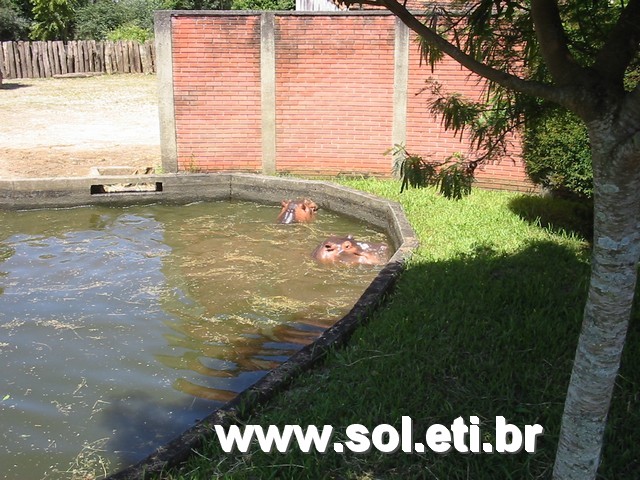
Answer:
0;201;388;479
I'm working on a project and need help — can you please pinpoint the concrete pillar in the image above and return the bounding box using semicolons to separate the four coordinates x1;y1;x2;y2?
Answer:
154;11;178;173
261;13;277;175
392;17;409;174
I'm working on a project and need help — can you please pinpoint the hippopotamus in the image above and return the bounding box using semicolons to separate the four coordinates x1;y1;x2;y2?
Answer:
276;198;319;224
312;235;390;266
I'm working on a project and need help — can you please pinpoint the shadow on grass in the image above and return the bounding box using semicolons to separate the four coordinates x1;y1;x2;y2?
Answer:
396;240;638;479
174;240;640;480
509;195;594;241
346;240;591;478
0;82;31;90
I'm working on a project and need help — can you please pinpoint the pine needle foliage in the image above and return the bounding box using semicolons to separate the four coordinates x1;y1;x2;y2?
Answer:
391;145;476;200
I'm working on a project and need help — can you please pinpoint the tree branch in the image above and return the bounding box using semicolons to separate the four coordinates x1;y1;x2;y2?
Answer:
370;0;565;104
593;0;640;82
529;0;585;85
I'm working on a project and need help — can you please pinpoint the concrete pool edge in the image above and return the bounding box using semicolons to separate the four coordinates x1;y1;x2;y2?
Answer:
0;173;419;478
0;173;416;251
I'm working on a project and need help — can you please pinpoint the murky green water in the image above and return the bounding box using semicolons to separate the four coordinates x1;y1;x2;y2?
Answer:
0;201;388;479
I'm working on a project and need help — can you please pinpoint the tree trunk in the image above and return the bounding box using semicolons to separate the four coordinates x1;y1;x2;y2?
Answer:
553;125;640;479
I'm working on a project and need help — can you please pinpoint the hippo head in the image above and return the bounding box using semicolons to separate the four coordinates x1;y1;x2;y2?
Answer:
312;235;356;263
276;198;319;224
312;235;390;266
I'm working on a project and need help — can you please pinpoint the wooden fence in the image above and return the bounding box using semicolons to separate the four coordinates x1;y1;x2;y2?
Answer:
0;40;156;79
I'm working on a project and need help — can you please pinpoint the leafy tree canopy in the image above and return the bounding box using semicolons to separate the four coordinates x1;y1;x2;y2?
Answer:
18;0;291;41
0;0;29;40
30;0;74;40
74;0;173;40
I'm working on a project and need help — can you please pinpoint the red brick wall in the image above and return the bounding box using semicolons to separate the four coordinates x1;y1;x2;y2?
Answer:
172;15;262;172
169;12;533;191
274;15;396;175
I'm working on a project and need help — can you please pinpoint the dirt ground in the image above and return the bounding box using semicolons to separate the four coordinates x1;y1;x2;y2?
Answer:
0;74;161;178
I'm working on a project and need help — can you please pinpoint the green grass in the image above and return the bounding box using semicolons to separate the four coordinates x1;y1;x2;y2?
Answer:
153;180;640;480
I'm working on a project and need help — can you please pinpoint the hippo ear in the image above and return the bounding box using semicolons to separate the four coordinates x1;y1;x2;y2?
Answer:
281;200;289;207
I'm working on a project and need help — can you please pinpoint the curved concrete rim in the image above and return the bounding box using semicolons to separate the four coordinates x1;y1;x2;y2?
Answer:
0;172;419;479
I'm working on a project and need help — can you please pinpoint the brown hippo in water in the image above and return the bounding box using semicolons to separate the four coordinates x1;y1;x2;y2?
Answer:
276;198;319;224
312;235;390;266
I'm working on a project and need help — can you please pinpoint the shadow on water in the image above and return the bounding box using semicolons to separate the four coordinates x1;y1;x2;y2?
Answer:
100;391;217;467
508;194;593;241
102;316;337;468
101;307;348;472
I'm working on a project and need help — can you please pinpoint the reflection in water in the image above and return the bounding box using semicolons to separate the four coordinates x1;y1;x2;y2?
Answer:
0;201;388;479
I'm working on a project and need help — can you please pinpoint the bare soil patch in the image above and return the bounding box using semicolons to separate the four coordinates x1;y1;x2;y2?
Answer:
0;74;160;178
